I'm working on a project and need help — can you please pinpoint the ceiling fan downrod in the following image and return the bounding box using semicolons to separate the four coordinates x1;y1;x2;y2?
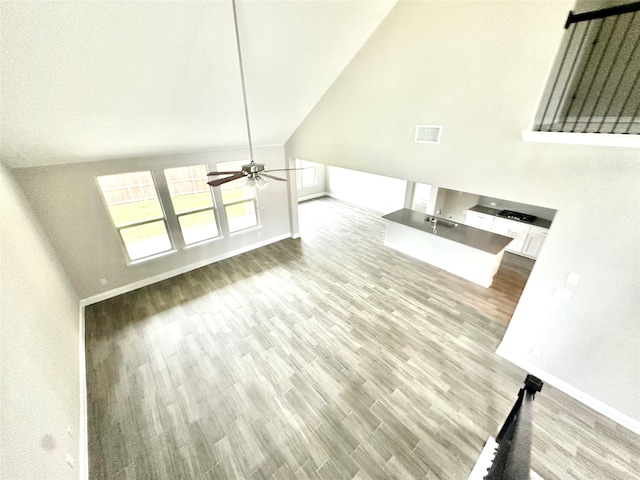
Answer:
232;0;254;164
206;0;299;188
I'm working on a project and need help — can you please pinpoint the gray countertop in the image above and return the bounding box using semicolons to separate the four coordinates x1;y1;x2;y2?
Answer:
382;209;513;255
469;205;552;229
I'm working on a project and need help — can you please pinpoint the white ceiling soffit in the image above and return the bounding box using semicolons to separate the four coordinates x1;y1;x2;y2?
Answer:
0;0;397;168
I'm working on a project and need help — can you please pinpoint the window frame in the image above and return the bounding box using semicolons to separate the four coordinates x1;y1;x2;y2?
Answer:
163;164;221;247
215;160;260;234
96;170;175;264
296;159;317;189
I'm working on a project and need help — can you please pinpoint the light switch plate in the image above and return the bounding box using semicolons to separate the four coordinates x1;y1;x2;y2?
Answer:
554;287;572;300
566;272;581;285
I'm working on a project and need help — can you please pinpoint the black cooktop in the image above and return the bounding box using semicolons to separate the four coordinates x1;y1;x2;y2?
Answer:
498;210;537;223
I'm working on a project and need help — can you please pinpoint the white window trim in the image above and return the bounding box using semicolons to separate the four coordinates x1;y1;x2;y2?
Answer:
296;159;317;189
96;172;175;264
223;198;260;234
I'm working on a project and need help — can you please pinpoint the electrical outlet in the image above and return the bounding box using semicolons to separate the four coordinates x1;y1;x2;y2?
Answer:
490;202;497;207
100;278;107;285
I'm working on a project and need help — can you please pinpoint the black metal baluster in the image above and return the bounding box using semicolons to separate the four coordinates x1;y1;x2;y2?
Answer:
567;18;606;132
577;16;618;132
537;23;579;131
560;19;601;132
596;12;639;133
584;14;623;133
614;67;640;134
550;22;591;132
624;87;640;134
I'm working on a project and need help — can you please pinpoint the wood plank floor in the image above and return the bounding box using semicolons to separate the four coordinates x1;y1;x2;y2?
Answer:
85;197;639;479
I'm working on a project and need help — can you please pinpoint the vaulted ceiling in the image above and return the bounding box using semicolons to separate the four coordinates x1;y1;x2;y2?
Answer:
0;0;397;168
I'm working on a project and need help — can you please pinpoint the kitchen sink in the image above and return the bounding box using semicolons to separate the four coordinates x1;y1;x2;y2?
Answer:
424;216;459;228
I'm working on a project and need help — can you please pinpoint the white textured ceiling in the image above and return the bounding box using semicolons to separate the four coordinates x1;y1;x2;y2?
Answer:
0;0;397;168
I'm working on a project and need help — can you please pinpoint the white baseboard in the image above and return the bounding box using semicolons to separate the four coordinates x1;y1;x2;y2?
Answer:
297;192;328;202
78;304;89;480
496;347;640;435
80;233;291;306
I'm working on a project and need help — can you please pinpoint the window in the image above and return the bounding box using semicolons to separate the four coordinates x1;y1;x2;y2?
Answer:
296;159;317;189
97;171;173;261
411;183;433;213
164;165;219;245
216;161;259;233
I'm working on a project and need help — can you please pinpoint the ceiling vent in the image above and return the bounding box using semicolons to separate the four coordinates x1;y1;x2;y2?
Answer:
414;125;442;144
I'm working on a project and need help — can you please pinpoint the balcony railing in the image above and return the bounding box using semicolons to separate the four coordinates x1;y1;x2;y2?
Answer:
534;2;640;135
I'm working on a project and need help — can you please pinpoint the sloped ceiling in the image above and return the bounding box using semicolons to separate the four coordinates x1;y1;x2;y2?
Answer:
0;0;397;168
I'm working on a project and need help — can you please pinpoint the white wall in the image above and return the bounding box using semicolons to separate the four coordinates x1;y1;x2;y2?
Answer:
285;0;640;431
13;146;293;300
0;164;81;479
326;165;407;214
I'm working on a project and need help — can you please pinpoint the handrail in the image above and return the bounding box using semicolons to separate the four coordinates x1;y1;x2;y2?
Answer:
484;375;544;480
565;1;640;28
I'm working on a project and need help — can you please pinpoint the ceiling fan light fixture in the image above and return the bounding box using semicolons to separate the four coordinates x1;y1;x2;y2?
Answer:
255;176;268;190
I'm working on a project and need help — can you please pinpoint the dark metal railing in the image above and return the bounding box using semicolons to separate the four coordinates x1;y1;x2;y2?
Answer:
484;374;544;480
535;2;640;134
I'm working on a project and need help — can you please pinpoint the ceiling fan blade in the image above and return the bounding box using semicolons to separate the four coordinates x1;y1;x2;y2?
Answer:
207;170;242;176
207;172;245;187
262;168;302;172
261;173;287;181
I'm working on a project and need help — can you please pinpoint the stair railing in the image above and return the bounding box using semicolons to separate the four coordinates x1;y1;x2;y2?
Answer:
534;2;640;134
484;374;544;480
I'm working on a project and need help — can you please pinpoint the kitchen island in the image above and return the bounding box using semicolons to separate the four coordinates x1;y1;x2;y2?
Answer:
382;208;513;287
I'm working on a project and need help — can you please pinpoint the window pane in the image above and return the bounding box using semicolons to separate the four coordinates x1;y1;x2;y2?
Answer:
120;221;172;260
178;210;219;245
226;201;257;232
97;171;163;227
296;159;317;189
216;161;259;232
220;183;255;204
164;165;213;214
216;161;255;202
411;183;433;212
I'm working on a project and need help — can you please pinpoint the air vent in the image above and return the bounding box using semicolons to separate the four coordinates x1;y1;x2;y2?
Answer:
414;125;442;144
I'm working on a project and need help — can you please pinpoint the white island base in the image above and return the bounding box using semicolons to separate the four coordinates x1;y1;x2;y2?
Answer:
384;221;507;288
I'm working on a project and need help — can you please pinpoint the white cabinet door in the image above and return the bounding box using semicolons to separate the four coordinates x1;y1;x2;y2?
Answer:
491;217;531;253
464;211;495;231
522;226;548;258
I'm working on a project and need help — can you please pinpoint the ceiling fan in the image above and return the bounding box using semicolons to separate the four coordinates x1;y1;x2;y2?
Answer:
207;0;298;190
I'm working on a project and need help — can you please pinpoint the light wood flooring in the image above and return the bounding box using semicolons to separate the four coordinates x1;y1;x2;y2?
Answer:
85;197;639;479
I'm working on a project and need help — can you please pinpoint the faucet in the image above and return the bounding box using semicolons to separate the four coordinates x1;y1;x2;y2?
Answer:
431;209;442;232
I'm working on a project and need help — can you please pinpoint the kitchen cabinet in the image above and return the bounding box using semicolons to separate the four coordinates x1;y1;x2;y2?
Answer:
491;217;531;253
465;209;550;259
383;209;512;287
522;226;548;258
464;211;495;231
